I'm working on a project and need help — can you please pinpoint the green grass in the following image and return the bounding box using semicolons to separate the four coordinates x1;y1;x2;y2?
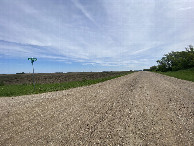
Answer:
0;72;132;97
156;68;194;82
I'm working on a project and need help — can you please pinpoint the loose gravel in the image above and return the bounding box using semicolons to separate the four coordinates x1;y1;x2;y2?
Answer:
0;71;193;145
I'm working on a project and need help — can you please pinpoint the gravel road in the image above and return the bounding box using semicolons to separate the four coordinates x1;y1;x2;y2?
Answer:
0;71;193;145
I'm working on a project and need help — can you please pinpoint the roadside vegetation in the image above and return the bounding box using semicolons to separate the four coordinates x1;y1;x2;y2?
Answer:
157;68;194;82
144;45;194;82
0;72;132;97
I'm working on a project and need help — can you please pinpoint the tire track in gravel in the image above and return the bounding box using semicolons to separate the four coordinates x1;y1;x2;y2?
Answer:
0;72;193;145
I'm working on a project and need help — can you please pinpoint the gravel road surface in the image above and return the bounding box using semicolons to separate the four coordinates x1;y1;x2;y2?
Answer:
0;71;193;145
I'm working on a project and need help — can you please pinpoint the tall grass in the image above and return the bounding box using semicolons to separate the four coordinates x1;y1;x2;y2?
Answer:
0;73;132;97
157;68;194;82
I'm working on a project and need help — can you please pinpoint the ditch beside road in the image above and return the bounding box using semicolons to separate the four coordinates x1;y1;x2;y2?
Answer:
0;71;193;145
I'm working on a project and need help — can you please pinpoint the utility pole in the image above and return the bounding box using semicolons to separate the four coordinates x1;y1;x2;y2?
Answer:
28;57;37;90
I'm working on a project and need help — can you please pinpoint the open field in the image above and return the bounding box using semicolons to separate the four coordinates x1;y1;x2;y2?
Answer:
0;71;193;145
157;68;194;82
0;72;132;97
0;71;131;85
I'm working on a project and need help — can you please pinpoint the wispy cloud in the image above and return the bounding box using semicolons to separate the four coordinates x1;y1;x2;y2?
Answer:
178;7;194;11
0;0;194;72
71;0;96;24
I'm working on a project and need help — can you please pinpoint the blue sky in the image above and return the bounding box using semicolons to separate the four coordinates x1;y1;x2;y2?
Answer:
0;0;194;74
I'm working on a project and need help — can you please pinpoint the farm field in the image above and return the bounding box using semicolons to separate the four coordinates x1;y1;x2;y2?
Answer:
0;71;131;97
0;72;132;97
0;71;193;145
0;71;131;85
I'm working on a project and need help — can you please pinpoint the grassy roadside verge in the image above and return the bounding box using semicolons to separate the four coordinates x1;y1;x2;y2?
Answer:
155;68;194;82
0;72;132;97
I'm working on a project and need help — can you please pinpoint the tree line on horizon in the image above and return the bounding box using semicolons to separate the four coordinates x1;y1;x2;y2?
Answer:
144;45;194;72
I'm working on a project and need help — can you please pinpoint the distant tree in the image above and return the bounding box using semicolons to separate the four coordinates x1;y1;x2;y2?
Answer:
156;57;169;72
185;45;194;68
156;45;194;72
150;66;157;71
186;45;194;52
143;69;150;71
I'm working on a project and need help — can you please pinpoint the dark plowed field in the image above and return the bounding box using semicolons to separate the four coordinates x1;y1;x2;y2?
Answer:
0;71;130;85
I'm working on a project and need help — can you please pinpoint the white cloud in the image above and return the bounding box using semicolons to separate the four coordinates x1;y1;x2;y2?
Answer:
178;7;194;11
71;0;96;24
0;0;194;71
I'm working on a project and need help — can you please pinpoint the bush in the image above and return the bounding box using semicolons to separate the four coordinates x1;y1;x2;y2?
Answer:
150;66;157;71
